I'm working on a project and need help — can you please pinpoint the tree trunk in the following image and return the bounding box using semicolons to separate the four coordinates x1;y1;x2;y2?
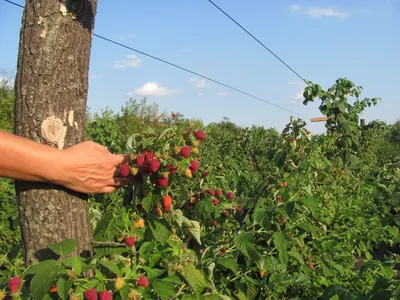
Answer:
14;0;98;265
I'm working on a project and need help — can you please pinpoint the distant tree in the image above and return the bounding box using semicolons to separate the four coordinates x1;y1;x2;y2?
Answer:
0;76;14;132
391;120;400;144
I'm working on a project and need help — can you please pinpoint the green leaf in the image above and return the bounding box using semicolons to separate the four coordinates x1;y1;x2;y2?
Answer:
289;250;304;264
182;264;209;295
253;208;274;230
30;263;59;300
47;239;76;256
195;200;213;222
27;260;59;275
338;102;346;113
300;198;318;216
295;273;310;283
56;275;73;300
234;233;258;260
142;192;158;214
273;232;289;264
142;266;166;279
172;209;184;228
321;284;343;300
246;282;259;300
218;257;239;273
99;261;121;276
150;220;171;245
182;217;202;245
152;279;176;298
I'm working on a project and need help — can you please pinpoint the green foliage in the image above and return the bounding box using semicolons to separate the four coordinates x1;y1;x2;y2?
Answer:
0;77;14;133
1;80;400;299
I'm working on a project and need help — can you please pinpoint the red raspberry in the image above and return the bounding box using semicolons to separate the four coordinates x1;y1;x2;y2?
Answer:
8;276;22;292
145;152;155;161
222;211;229;217
119;165;130;177
180;146;191;158
146;159;160;173
84;287;98;300
194;130;206;140
227;192;233;200
236;206;243;213
212;199;220;205
208;190;215;196
189;161;199;175
99;291;112;300
137;275;149;287
125;237;135;247
202;171;209;177
211;220;217;227
136;155;145;166
216;189;222;198
156;177;169;188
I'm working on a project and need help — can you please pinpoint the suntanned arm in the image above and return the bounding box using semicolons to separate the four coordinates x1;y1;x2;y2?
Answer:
0;130;132;194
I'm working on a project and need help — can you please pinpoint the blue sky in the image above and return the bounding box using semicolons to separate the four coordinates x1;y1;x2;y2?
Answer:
1;0;399;133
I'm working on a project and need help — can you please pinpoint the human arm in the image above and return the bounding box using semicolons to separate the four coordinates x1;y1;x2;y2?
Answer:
0;130;132;193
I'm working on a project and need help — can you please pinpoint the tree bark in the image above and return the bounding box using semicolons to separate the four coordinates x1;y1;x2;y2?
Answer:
14;0;98;265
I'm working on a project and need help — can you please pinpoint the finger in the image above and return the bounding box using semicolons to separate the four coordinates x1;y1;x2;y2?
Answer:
108;176;134;186
110;154;131;166
100;186;117;194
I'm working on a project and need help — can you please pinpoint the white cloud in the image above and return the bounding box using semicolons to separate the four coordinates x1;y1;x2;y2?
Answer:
0;76;14;87
306;7;349;19
216;91;228;97
134;82;179;97
290;4;300;12
288;81;306;86
113;54;142;69
189;78;209;89
294;92;304;101
198;92;204;97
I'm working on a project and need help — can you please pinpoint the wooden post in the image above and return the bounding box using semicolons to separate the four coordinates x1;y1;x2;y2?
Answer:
311;117;329;122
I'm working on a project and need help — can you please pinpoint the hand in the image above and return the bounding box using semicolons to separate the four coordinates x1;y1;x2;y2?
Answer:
58;141;132;194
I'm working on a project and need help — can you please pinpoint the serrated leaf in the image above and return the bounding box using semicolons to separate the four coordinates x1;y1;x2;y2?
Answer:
300;198;318;216
172;209;184;228
234;233;257;260
152;279;176;298
47;239;76;256
253;208;274;230
246;282;259;300
295;273;310;283
150;220;171;245
273;232;289;264
94;214;125;241
218;257;239;273
321;284;344;300
182;264;209;295
56;275;73;300
195;200;213;222
27;260;59;275
100;261;121;276
142;266;166;279
142;192;158;214
289;250;304;264
182;217;202;245
30;264;59;300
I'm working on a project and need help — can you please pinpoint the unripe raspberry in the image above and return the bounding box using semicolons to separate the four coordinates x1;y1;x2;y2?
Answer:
115;277;126;290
